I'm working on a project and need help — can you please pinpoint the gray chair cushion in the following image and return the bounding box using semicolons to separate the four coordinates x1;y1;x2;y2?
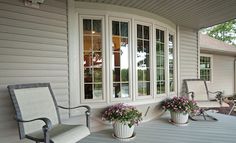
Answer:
28;124;90;143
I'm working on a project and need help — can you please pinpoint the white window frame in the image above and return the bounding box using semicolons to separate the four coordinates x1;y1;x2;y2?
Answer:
68;7;178;107
199;54;213;82
109;17;133;102
153;25;168;98
134;21;154;100
79;15;106;103
168;31;177;96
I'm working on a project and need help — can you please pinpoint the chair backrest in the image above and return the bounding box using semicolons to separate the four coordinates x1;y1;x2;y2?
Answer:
184;79;209;101
8;83;60;138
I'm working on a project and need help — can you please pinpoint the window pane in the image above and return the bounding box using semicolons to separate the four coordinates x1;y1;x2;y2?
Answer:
121;68;128;82
121;83;129;98
94;68;102;82
83;19;91;34
143;68;150;81
93;20;101;35
94;84;102;99
143;54;150;67
137;40;143;52
113;68;120;82
93;52;102;67
138;82;150;96
84;84;93;99
144;26;149;39
138;69;143;81
93;36;102;51
144;40;149;53
137;24;142;38
112;21;119;36
113;83;121;98
113;52;120;67
84;52;92;67
84;36;92;51
121;22;128;37
113;37;120;51
160;30;164;43
84;68;92;82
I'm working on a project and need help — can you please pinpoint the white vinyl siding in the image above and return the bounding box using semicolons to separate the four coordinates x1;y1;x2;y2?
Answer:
204;54;235;96
179;26;198;94
0;0;68;142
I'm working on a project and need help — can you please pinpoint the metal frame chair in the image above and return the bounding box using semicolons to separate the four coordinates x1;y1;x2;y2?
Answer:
8;83;91;143
184;79;230;121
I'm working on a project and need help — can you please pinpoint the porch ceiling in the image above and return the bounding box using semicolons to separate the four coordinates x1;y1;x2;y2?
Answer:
76;0;236;29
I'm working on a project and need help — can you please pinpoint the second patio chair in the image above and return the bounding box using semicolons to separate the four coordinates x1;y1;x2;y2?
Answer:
8;83;91;143
184;79;230;121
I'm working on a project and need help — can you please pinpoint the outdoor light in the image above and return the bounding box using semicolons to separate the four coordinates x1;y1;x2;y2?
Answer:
24;0;45;8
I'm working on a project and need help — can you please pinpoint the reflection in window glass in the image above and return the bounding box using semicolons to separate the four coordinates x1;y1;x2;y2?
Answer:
200;56;211;81
169;34;175;92
112;20;129;98
83;19;103;100
137;24;150;96
156;29;165;94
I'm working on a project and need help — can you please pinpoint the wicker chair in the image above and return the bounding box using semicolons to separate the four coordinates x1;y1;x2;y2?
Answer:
8;83;90;143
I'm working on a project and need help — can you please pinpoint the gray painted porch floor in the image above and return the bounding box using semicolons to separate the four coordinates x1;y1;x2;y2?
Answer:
79;113;236;143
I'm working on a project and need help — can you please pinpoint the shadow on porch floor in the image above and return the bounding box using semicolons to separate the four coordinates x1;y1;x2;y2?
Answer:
80;113;236;143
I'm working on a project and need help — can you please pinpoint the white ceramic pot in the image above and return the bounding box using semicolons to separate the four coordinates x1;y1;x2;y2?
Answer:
113;121;134;138
170;111;189;124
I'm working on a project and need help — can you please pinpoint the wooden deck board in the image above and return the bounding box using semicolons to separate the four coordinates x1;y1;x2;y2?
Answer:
80;113;236;143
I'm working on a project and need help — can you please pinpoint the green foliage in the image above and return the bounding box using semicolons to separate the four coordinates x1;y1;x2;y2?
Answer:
202;19;236;45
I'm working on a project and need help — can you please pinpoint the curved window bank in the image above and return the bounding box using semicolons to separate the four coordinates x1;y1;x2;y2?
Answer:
68;1;179;130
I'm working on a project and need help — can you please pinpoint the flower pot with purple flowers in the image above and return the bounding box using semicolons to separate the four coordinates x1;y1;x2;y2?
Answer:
162;96;199;124
102;103;142;139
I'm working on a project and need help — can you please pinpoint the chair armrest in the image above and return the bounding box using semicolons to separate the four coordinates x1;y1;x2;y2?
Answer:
208;91;223;104
15;117;52;143
15;117;52;129
187;91;195;100
58;105;91;129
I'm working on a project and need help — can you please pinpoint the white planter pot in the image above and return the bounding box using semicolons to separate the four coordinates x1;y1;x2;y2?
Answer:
113;122;134;138
170;112;189;124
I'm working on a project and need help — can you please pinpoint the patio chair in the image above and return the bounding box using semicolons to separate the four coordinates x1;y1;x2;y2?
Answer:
184;79;230;121
8;83;91;143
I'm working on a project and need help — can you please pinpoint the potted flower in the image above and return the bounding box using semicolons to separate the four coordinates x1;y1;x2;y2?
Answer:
102;103;142;139
162;96;199;124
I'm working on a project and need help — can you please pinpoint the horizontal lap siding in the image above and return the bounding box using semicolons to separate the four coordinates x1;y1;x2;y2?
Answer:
179;26;198;94
206;54;235;96
0;0;68;142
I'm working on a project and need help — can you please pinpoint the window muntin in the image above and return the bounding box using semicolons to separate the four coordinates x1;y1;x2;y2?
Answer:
83;18;103;100
112;21;130;98
169;34;175;92
200;56;212;81
156;29;165;94
137;24;151;96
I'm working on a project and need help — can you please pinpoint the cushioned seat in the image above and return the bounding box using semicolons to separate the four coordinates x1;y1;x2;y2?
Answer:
196;101;229;108
28;124;90;143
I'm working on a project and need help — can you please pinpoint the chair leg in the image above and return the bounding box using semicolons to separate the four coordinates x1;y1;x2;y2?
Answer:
228;103;235;115
189;108;218;121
